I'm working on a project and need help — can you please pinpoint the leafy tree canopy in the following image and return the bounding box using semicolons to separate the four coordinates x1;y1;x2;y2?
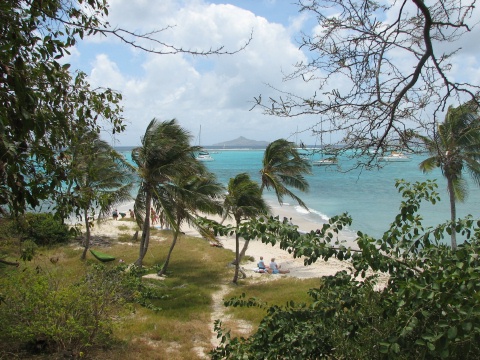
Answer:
253;0;480;165
205;179;480;359
1;0;126;215
0;0;251;216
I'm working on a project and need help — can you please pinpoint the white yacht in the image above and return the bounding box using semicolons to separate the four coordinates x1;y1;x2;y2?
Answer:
312;157;338;166
378;152;411;162
196;151;214;162
195;125;214;161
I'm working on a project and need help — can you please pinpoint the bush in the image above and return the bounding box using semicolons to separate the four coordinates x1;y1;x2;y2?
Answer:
211;180;480;359
0;264;132;356
15;213;73;246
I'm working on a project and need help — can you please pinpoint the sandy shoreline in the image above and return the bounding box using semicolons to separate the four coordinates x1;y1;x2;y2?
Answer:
87;201;384;283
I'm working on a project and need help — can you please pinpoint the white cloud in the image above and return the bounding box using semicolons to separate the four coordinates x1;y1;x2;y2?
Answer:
82;0;317;146
89;54;125;90
77;0;480;146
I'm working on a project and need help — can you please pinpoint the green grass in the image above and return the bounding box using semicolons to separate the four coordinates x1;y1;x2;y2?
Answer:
222;277;321;330
0;224;324;359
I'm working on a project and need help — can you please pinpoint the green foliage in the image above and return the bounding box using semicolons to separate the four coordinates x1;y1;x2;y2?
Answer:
0;264;132;355
209;179;480;359
132;118;209;267
14;213;73;246
0;0;125;215
260;138;312;209
417;101;480;249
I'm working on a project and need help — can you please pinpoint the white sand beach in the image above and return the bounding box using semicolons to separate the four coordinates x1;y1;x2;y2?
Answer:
87;203;386;284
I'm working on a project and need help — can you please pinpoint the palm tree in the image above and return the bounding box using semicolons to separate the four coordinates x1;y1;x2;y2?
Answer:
233;139;311;262
418;102;480;249
224;173;270;284
65;131;134;260
260;139;312;208
132;118;201;267
157;170;224;276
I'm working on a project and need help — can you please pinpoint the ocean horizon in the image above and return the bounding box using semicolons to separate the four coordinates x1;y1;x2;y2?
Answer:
117;147;480;244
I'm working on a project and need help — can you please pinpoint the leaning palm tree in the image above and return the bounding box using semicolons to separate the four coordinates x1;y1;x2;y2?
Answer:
132;118;201;267
224;173;270;284
260;139;312;208
157;169;224;276
65;131;135;260
418;102;480;249
233;139;311;263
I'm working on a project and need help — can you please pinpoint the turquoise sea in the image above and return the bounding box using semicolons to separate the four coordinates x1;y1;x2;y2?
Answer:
117;147;480;243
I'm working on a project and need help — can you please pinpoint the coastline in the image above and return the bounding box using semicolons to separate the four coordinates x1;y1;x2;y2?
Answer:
89;200;386;284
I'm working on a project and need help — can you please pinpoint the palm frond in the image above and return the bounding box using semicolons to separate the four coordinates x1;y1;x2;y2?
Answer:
260;139;311;209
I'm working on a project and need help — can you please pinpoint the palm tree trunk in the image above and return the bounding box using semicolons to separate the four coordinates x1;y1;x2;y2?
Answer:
230;183;267;264
135;190;152;266
81;207;90;260
232;231;240;284
158;229;179;276
231;239;250;265
219;211;228;225
447;177;458;250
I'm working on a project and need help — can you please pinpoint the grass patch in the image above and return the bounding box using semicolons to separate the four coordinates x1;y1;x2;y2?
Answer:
224;277;320;324
117;224;131;231
117;232;137;242
0;221;324;359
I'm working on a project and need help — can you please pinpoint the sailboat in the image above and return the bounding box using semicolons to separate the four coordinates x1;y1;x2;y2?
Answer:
295;126;310;160
312;124;338;166
378;151;411;162
196;125;214;162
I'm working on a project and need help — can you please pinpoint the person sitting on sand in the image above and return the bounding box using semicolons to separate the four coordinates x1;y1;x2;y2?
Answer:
256;256;269;273
269;257;290;274
257;256;267;270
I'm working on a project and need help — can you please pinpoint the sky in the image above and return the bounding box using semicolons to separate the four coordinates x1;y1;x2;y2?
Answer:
67;0;480;147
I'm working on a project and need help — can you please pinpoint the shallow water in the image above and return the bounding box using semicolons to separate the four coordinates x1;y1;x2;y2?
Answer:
118;147;480;242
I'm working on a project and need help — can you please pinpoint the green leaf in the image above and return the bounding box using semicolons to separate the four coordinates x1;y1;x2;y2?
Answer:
447;326;457;339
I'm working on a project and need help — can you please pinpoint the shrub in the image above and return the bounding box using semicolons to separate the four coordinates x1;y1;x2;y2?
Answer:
0;264;132;356
15;213;73;246
211;180;480;359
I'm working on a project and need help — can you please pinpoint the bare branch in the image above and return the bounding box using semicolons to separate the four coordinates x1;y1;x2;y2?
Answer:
253;0;480;167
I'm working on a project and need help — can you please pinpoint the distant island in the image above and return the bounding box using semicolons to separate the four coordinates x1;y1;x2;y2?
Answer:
212;136;270;148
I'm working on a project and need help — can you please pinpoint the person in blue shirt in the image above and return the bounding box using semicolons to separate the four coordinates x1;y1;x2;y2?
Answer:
269;258;290;274
257;256;267;272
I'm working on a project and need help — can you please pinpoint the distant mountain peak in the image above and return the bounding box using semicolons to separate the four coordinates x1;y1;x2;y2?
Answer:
212;136;269;148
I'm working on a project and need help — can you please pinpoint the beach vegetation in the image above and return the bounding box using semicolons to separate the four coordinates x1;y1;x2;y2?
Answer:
210;179;480;359
12;213;73;247
259;139;311;208
0;0;125;216
157;170;224;276
0;263;133;356
223;173;270;284
224;277;319;325
131;118;203;267
251;0;479;166
0;225;248;359
416;101;480;249
234;139;312;263
59;131;135;259
1;0;250;219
